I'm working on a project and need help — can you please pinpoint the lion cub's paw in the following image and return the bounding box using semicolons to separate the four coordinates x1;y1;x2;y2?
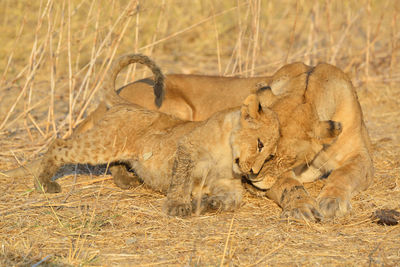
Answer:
281;200;322;222
35;181;62;193
281;186;322;222
192;194;240;215
164;199;192;217
191;195;209;214
318;196;352;218
206;195;237;211
207;196;227;211
317;185;352;218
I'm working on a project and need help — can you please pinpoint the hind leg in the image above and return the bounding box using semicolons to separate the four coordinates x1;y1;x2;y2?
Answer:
36;125;127;193
35;139;73;193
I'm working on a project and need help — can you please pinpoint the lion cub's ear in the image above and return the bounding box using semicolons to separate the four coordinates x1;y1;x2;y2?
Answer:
241;94;263;122
256;86;278;108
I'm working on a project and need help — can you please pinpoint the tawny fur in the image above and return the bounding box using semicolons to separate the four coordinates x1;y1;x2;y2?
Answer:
4;77;281;217
78;55;372;220
4;54;372;220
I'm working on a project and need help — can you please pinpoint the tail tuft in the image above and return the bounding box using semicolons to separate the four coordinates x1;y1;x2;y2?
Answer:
105;54;165;108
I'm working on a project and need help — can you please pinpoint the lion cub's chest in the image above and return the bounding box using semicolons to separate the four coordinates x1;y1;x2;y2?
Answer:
192;147;234;179
189;120;236;188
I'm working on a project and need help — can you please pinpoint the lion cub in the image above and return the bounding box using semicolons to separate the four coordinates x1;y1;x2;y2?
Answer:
31;83;280;217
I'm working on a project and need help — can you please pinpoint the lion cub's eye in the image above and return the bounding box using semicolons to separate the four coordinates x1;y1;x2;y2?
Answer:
257;138;264;152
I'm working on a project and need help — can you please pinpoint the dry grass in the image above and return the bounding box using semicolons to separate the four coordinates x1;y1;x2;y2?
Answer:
0;0;399;266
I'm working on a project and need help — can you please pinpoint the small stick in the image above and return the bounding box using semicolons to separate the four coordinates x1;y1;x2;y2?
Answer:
250;0;261;77
220;215;235;267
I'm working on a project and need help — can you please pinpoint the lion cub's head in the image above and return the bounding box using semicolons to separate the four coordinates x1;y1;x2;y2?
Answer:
231;94;280;179
244;87;343;189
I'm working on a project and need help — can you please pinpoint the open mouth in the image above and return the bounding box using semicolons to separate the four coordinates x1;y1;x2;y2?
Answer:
241;176;268;192
245;172;264;183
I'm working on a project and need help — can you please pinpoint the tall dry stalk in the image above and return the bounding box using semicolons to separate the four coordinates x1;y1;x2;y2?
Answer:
224;0;249;76
0;0;52;131
250;0;261;77
74;0;97;74
210;0;222;75
122;4;140;85
325;0;334;62
145;0;166;57
1;16;26;86
67;0;74;135
73;0;139;129
389;6;398;86
305;4;316;65
365;0;371;84
284;0;299;64
46;0;57;136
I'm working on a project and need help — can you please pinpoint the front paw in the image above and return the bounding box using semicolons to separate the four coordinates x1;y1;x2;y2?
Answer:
192;194;241;215
317;185;352;218
35;181;61;193
281;199;322;222
164;199;192;217
280;186;322;222
318;197;351;218
196;195;229;212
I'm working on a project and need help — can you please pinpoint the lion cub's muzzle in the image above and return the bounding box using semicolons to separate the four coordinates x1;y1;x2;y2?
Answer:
245;169;264;182
236;154;275;182
245;172;261;182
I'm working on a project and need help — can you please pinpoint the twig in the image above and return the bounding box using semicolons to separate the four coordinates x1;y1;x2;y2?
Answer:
250;0;261;77
220;215;235;267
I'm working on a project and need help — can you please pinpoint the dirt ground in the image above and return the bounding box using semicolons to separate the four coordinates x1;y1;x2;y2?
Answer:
0;1;399;266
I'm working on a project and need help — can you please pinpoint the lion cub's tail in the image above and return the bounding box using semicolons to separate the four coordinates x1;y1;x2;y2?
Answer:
104;54;165;108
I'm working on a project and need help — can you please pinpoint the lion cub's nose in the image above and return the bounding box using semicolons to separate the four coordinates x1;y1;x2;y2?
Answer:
250;168;259;175
248;169;259;180
235;158;240;165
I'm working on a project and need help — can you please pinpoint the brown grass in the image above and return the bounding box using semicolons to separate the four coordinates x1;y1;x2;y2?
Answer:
0;0;399;265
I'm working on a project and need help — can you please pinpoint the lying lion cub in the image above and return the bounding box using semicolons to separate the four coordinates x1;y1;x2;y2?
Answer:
5;60;280;217
36;94;279;217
